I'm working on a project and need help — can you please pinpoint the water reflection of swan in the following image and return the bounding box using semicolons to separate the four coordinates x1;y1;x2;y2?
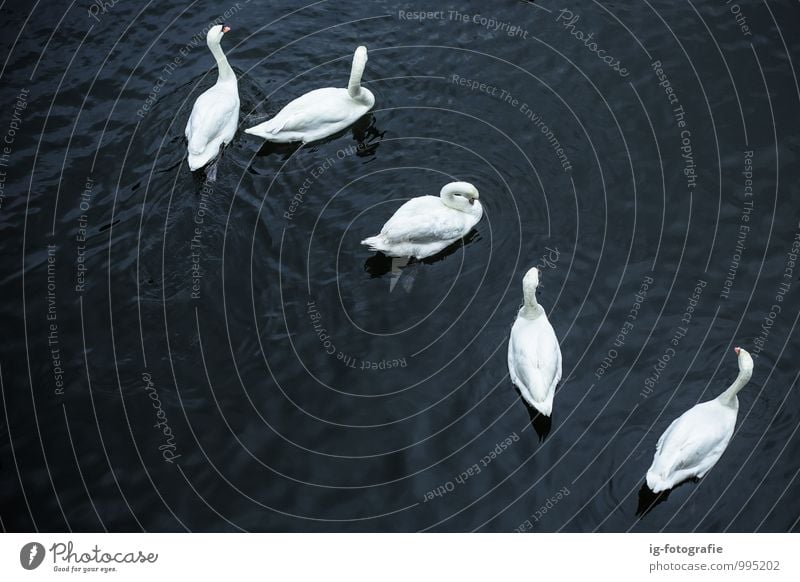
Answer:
363;230;480;297
251;113;383;160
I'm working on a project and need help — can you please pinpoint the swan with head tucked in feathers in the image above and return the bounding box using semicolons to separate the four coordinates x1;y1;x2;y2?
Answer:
245;46;374;143
360;181;482;259
646;347;754;493
184;24;240;174
507;267;562;417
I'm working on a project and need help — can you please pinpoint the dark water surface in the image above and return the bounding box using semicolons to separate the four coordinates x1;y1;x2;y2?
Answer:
1;0;799;532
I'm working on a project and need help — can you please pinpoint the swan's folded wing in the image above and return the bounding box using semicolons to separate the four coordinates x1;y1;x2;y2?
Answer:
186;91;238;154
380;198;468;243
510;327;560;403
260;89;356;134
654;417;679;454
515;356;549;404
654;407;728;472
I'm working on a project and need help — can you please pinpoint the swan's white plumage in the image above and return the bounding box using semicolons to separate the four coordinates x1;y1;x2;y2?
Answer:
646;347;754;493
185;25;240;171
360;182;483;259
508;268;562;416
245;46;374;143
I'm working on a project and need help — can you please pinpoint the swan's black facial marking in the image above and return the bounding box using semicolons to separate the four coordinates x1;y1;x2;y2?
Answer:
457;192;475;205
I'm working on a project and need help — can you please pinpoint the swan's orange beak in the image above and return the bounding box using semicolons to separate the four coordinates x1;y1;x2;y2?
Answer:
734;346;740;355
222;25;231;33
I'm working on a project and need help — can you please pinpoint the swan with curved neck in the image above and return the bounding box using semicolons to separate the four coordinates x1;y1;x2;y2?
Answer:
348;46;370;101
507;267;562;417
245;46;375;143
184;24;240;174
646;347;754;493
208;25;235;82
717;347;753;407
360;181;482;259
440;182;479;212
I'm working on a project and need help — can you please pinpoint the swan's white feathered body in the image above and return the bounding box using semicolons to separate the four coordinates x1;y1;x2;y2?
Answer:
646;402;736;493
245;46;374;143
185;24;240;171
360;182;483;259
646;347;754;493
245;87;371;143
508;268;562;416
185;85;239;169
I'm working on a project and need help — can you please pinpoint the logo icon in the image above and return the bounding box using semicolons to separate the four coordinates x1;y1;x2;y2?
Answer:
20;542;45;570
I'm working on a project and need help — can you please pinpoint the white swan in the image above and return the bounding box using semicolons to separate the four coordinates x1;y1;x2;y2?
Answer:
360;182;482;259
507;267;562;417
185;24;240;173
646;347;754;493
244;46;374;143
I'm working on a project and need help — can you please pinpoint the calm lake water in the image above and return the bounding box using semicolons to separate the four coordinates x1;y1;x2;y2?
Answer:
1;0;799;532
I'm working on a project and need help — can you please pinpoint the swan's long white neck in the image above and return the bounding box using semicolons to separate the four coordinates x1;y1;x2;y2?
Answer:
520;285;542;319
348;50;367;99
209;39;235;83
717;366;752;407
